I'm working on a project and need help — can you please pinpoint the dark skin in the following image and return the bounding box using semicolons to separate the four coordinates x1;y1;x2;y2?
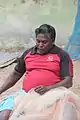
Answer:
0;33;73;95
0;70;23;94
34;34;73;95
0;33;73;120
36;33;53;54
35;76;72;95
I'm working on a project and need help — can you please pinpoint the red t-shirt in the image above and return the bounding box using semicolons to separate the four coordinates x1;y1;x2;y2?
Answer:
15;45;73;92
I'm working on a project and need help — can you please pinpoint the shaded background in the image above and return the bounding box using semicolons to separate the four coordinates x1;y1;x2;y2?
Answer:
0;0;77;51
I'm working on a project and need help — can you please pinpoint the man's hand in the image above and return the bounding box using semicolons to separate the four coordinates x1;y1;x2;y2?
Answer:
34;86;50;95
34;77;72;95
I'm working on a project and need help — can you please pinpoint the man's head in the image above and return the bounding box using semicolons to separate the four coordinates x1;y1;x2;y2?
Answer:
35;24;56;54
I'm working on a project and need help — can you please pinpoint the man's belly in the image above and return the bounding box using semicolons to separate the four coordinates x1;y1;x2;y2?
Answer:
22;70;60;92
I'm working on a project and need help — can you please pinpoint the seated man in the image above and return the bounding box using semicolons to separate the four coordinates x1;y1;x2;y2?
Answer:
0;24;74;120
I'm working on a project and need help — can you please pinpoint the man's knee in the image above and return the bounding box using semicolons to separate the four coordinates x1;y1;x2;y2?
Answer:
0;110;12;120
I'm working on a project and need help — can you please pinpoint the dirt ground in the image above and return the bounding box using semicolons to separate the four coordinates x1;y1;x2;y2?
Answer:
0;61;80;99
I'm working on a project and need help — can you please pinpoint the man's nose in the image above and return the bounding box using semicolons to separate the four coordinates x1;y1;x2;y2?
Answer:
39;42;43;47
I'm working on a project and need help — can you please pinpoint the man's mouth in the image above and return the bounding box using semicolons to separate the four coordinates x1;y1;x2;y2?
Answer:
39;46;45;50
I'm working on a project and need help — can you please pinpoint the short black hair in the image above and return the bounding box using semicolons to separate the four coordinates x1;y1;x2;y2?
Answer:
35;24;56;43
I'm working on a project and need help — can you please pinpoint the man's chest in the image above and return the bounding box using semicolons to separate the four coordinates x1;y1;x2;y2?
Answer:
24;53;61;72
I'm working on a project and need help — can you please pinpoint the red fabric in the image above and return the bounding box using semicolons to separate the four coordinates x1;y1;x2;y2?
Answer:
22;52;61;92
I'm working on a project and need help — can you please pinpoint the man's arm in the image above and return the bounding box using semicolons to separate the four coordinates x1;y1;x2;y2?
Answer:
35;51;73;95
35;77;73;95
48;51;73;90
58;51;73;88
0;70;23;94
47;52;73;90
0;48;32;94
48;76;73;90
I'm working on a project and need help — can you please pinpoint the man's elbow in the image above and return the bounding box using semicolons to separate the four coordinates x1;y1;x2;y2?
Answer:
67;82;73;88
64;77;73;88
66;80;73;88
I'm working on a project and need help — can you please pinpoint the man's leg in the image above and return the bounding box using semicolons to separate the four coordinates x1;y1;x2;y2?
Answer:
0;110;12;120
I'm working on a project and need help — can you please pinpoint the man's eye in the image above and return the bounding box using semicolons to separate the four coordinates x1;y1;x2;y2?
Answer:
37;40;40;43
42;41;47;44
36;40;47;44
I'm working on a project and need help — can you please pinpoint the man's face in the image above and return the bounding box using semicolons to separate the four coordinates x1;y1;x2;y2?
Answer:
36;34;53;54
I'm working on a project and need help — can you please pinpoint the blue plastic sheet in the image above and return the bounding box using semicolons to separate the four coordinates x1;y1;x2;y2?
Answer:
65;0;80;60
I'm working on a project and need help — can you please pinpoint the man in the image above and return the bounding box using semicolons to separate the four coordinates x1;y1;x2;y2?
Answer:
0;24;73;120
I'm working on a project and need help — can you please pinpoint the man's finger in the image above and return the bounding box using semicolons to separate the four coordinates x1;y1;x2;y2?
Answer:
35;88;43;92
35;88;46;93
35;86;43;91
